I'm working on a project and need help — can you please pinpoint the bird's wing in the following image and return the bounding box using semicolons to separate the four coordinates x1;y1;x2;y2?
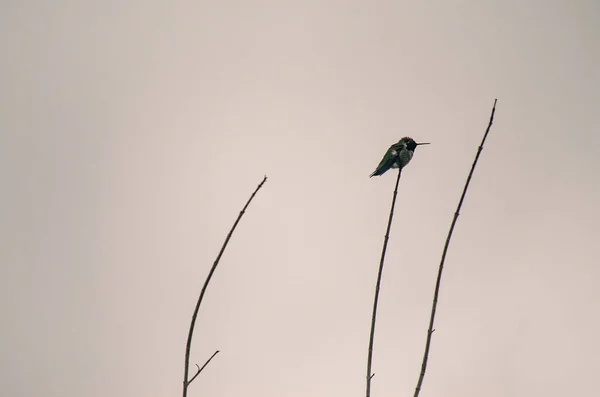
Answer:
374;150;394;169
370;144;400;177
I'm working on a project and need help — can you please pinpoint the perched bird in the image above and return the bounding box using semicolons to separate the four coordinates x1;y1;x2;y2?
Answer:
370;137;430;177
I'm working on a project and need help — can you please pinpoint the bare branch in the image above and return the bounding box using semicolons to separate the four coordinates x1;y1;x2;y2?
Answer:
413;99;498;397
366;168;403;397
188;350;220;385
183;176;268;397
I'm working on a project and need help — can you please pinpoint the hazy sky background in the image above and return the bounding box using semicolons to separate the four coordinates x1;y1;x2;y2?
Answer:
2;1;599;396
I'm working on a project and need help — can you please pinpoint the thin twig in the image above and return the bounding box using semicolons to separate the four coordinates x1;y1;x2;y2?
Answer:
188;350;220;385
183;176;268;397
413;99;497;397
366;168;403;397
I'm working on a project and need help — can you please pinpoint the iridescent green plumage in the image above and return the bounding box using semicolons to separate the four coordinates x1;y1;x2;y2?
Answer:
369;137;429;177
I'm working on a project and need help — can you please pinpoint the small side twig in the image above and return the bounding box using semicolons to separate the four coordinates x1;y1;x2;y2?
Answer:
188;350;220;385
413;99;497;397
366;168;403;397
183;175;268;397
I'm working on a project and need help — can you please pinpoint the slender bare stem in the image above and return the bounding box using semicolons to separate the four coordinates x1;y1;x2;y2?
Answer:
183;176;268;397
366;168;403;397
188;350;220;385
413;99;497;397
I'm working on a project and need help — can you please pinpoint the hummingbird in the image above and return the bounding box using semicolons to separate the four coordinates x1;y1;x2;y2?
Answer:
370;137;430;177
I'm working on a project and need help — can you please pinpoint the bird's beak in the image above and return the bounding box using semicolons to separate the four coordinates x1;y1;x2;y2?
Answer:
416;142;431;146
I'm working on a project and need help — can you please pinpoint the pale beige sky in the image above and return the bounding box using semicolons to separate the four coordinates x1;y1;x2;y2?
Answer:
2;1;599;396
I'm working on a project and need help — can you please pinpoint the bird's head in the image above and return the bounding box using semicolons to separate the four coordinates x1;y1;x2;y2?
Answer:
400;137;431;151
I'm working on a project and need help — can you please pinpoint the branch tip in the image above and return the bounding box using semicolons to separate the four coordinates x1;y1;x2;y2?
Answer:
188;350;220;386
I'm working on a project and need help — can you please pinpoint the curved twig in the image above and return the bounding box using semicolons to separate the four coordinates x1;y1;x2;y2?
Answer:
183;176;268;397
413;99;497;397
366;168;403;397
